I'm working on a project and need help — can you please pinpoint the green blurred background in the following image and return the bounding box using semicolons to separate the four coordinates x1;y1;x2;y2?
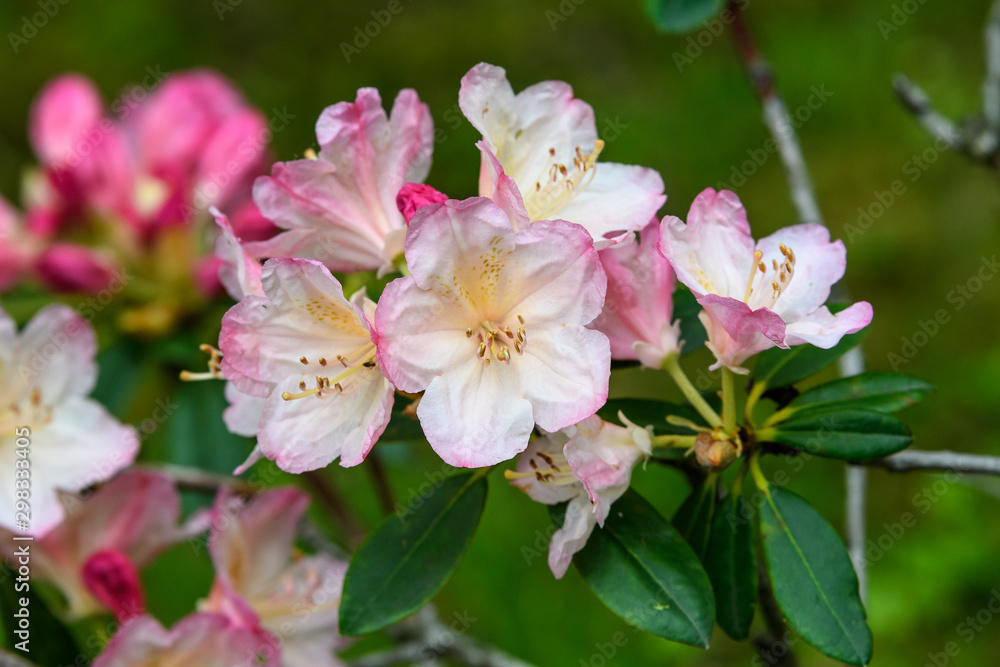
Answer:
2;0;999;665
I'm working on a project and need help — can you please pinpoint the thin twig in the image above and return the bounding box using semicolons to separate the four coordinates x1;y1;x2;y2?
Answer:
366;450;397;515
137;463;255;495
350;607;536;667
857;450;1000;475
892;74;964;149
752;561;799;667
303;470;367;546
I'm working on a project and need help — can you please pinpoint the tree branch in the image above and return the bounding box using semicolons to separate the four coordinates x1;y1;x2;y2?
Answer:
137;463;256;495
350;607;536;667
892;74;964;149
857;450;1000;475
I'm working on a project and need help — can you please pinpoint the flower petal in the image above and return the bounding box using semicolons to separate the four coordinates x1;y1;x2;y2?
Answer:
755;223;847;321
783;302;873;348
554;162;665;241
697;294;786;372
548;495;598;579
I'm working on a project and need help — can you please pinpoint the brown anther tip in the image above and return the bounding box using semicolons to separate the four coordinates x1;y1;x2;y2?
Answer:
549;147;556;156
758;262;766;273
319;358;327;366
518;314;525;324
466;327;473;338
772;259;779;271
300;356;308;364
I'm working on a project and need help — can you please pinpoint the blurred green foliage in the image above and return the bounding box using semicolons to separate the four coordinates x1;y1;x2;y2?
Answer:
1;0;999;665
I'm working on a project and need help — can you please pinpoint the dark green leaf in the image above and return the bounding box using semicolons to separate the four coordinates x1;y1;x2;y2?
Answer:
758;486;872;665
599;398;707;436
762;409;911;460
674;287;708;356
570;489;715;647
644;0;727;34
672;476;717;560
704;493;756;640
787;372;934;416
753;328;868;391
339;472;487;636
378;395;426;444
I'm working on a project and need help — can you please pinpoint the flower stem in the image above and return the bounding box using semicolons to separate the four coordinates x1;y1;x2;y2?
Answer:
749;452;769;492
721;367;737;434
651;434;698;448
662;355;723;429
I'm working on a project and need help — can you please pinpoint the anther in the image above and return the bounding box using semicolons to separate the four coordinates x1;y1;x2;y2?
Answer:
319;358;327;366
478;342;487;358
518;314;525;324
466;327;473;338
300;356;308;364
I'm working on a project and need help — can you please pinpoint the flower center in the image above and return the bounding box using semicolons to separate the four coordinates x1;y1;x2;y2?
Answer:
742;243;796;311
0;388;52;434
281;342;378;401
504;448;578;486
466;314;527;366
524;140;604;221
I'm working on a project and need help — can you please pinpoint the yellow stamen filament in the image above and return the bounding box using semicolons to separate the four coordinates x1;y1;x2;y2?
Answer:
743;250;764;302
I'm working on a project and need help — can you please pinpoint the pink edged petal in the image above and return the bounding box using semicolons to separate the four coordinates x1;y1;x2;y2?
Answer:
317;87;388;158
459;63;518;143
223;381;266;438
517;326;610;433
94;612;278;667
755;223;847;321
417;359;535;468
30;397;139;493
783;302;873;348
30;75;104;167
555;162;665;240
500;218;607;328
373;277;479;392
219;258;373;397
508;430;580;505
12;304;97;403
210;487;309;598
211;207;264;300
476;141;530;229
697;294;787;373
659;188;756;299
548;495;598;579
257;371;393;472
382;88;435;190
234;445;265;476
249;159;387;272
563;416;643;521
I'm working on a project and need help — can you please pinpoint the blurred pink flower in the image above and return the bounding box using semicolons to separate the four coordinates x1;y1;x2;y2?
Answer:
659;188;873;373
248;88;434;275
0;304;138;536
219;258;393;472
591;219;681;369
507;415;650;578
203;488;349;667
459;63;665;245
374;197;610;468
0;471;191;620
33;243;117;293
94;613;277;667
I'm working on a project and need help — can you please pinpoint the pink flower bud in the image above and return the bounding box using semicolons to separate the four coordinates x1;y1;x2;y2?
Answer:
30;74;103;168
81;550;145;622
396;182;449;224
35;243;116;293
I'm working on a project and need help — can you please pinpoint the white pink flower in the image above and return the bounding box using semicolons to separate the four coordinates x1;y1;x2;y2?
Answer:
203;488;349;667
459;63;665;245
219;258;393;472
93;613;277;667
249;88;434;274
0;471;188;620
659;188;873;373
591;219;681;369
0;304;138;536
507;415;650;578
374;197;610;467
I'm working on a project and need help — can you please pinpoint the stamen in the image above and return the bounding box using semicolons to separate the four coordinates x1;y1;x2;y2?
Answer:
466;327;473;338
518;314;525;324
300;356;308;364
743;250;764;302
478;342;487;358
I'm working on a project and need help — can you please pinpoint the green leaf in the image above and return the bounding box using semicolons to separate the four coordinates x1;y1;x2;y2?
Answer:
761;408;912;460
339;471;488;636
672;476;717;560
0;563;81;662
674;287;708;356
644;0;727;34
570;489;715;647
704;493;757;640
753;328;868;391
787;372;934;416
758;486;872;665
377;396;426;444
